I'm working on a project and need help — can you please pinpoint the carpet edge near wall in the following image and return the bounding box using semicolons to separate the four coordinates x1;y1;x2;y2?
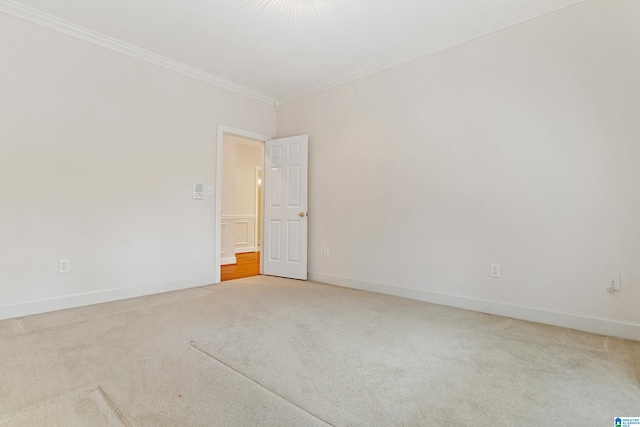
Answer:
308;272;640;342
0;275;216;321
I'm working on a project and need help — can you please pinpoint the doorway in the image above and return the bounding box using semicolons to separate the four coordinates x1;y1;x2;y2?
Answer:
215;125;268;282
215;126;309;283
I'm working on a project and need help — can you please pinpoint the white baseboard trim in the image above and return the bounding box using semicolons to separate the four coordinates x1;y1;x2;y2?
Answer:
0;275;216;321
235;247;257;254
309;272;640;342
221;257;237;265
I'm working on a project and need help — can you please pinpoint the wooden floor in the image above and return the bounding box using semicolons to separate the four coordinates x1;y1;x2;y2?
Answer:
221;252;260;281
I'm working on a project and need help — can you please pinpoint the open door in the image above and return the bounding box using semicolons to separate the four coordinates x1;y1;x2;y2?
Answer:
263;135;308;280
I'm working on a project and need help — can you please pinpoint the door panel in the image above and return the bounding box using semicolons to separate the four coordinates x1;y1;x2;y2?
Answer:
270;166;282;207
263;135;308;280
287;220;300;262
268;220;282;261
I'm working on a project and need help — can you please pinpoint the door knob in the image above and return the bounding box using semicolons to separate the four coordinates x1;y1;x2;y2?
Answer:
299;212;305;217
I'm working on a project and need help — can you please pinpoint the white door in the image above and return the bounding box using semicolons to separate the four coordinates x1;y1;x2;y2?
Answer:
263;135;308;280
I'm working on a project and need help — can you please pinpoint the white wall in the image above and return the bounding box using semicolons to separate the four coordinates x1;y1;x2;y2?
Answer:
235;142;263;217
276;0;640;338
0;12;276;318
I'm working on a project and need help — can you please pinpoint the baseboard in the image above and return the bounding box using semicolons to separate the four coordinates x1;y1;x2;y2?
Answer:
221;257;237;265
309;272;640;342
0;275;216;321
235;247;257;254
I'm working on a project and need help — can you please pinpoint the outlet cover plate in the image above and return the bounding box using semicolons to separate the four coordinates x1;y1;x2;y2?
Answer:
490;263;500;278
59;259;70;273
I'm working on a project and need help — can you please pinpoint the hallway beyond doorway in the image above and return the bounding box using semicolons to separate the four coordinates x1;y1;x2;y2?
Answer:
221;252;260;281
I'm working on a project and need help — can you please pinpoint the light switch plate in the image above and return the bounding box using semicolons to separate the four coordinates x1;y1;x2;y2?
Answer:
193;183;204;200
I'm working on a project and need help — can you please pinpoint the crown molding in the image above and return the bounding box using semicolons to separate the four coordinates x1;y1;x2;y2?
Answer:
278;0;585;106
0;0;276;106
1;0;585;108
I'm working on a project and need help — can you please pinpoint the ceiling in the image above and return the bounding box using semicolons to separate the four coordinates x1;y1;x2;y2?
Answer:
2;0;582;103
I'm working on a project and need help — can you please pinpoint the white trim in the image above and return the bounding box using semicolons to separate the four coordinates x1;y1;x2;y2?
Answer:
221;256;237;266
308;272;640;342
215;125;271;283
0;0;275;105
220;222;227;256
235;247;257;254
0;275;215;321
235;139;265;149
278;0;585;105
0;0;584;107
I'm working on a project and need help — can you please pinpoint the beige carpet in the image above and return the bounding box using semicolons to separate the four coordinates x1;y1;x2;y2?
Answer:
0;276;638;426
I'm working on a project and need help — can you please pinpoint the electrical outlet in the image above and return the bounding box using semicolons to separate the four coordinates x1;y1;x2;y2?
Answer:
323;248;330;258
490;263;500;278
609;274;621;292
59;259;70;273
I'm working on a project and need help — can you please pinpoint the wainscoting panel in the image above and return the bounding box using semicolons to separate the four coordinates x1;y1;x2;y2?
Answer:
235;216;256;253
221;217;236;265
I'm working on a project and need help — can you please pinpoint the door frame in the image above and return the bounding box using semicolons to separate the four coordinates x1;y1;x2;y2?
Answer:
215;124;271;283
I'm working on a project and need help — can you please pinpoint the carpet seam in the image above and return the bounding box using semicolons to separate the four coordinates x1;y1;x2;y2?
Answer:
97;386;132;427
190;342;335;427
